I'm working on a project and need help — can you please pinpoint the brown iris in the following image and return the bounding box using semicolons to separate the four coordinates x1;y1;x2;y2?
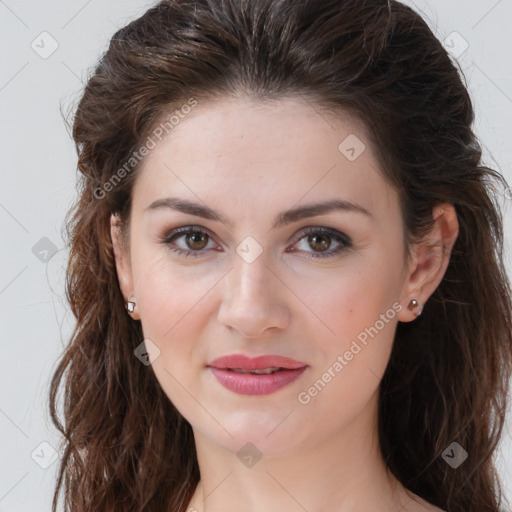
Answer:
185;231;209;250
307;233;331;252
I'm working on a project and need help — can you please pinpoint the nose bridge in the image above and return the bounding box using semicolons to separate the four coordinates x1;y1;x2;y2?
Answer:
217;247;288;336
228;249;273;309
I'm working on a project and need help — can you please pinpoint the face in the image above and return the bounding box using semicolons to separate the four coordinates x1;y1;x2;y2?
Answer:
112;96;420;457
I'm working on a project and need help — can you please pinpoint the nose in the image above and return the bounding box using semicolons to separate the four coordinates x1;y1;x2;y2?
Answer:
217;253;290;338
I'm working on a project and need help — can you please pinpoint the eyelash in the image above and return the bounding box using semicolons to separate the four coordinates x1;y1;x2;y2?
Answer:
159;225;352;260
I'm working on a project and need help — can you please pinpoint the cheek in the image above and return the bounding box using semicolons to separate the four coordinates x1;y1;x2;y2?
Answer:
301;256;403;350
293;272;401;436
132;255;216;408
132;248;220;339
293;253;403;407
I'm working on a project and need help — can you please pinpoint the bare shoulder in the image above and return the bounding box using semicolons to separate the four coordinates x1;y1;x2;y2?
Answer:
403;491;446;512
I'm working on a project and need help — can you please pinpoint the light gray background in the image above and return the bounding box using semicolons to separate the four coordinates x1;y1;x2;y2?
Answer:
0;0;511;510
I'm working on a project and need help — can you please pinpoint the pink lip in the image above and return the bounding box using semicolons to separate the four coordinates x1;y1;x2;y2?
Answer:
207;354;308;395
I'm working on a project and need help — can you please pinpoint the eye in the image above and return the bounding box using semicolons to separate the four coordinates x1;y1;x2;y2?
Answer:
160;226;218;258
289;227;352;259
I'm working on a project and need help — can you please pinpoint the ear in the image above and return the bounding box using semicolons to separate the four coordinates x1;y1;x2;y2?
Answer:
110;213;140;320
397;203;459;322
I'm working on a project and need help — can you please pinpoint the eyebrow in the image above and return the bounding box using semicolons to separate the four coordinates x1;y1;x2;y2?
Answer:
144;197;372;229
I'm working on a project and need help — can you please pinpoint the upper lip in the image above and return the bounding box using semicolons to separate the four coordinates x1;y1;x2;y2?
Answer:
208;354;307;370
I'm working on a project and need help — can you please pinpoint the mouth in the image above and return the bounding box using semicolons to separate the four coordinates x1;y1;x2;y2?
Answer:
207;354;308;395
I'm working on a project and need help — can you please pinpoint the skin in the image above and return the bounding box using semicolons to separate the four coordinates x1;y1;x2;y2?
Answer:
111;95;458;512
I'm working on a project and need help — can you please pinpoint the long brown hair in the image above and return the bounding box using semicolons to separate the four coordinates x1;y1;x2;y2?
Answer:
49;1;512;511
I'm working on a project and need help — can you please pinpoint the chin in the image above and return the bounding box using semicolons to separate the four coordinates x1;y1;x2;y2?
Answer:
194;412;311;459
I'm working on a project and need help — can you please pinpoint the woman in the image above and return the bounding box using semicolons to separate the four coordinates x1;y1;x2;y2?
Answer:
49;0;512;511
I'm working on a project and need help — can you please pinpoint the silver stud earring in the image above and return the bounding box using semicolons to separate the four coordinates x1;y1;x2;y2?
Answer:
125;297;136;313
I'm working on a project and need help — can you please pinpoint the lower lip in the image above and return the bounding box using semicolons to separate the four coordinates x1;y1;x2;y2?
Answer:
208;367;308;395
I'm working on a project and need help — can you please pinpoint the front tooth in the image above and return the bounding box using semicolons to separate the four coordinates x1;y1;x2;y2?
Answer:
231;367;280;374
253;367;278;374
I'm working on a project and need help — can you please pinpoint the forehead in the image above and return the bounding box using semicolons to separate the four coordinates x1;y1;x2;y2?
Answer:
131;96;398;220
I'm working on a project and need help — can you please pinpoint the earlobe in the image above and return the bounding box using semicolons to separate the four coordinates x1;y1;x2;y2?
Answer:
397;203;459;322
110;213;140;320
